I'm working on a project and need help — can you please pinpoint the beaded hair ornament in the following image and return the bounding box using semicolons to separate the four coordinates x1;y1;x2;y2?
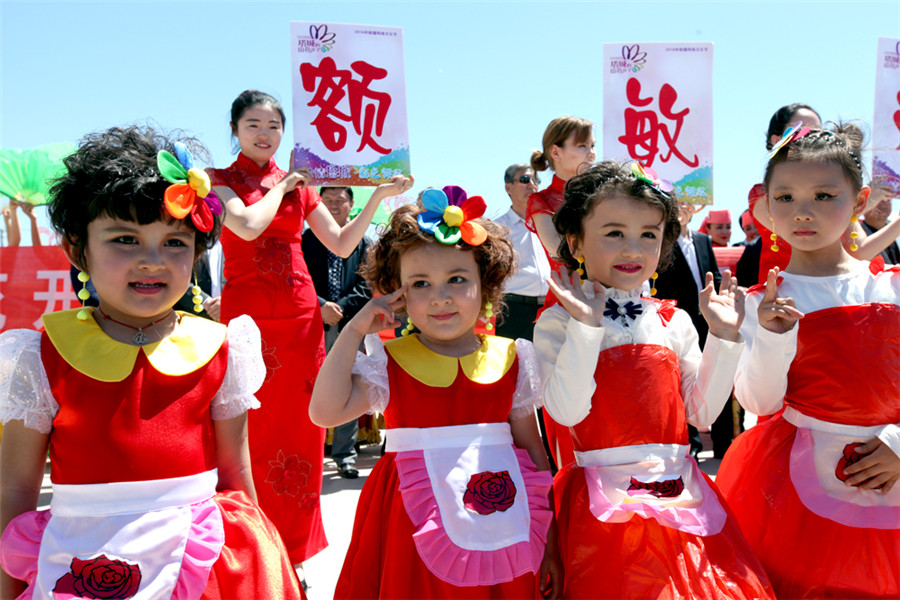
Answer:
768;123;864;173
156;142;223;232
416;185;488;246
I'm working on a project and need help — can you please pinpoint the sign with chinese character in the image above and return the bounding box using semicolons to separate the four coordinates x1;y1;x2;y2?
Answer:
290;22;410;186
873;37;900;195
603;42;713;204
0;246;75;333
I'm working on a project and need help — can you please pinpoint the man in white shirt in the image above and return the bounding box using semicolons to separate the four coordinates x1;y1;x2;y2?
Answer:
493;163;552;342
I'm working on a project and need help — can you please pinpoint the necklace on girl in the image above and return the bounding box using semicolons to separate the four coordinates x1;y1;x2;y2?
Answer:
95;307;176;345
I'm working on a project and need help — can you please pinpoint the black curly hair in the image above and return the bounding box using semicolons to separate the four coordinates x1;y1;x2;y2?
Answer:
48;125;222;270
552;160;681;274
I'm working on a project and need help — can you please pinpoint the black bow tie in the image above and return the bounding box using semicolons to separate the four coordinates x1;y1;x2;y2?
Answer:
604;298;643;322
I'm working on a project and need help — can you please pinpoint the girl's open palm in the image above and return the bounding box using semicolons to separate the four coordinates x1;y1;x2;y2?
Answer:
547;268;606;327
699;269;745;342
757;268;805;334
348;284;407;337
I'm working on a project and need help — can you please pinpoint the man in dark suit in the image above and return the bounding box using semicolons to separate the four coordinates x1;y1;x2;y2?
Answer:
653;203;734;459
302;186;372;478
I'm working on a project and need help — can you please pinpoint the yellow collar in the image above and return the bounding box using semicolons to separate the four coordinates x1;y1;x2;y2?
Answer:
42;309;227;382
384;334;517;388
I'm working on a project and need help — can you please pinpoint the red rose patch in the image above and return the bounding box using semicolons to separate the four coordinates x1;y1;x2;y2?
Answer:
627;476;685;498
53;554;141;599
463;470;517;515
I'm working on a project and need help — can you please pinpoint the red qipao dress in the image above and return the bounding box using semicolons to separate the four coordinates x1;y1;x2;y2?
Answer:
716;259;900;598
525;175;577;471
208;154;328;563
334;334;554;599
0;310;303;600
534;283;774;599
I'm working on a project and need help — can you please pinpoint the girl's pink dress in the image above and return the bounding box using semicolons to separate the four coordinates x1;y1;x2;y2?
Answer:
209;154;328;563
0;309;303;599
334;334;553;599
535;283;774;599
716;259;900;598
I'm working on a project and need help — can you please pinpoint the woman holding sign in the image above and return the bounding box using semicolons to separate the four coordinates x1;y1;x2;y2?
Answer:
208;90;411;579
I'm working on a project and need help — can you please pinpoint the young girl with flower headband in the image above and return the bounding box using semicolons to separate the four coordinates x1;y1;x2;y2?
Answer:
715;122;900;598
527;116;595;471
310;187;561;599
0;126;304;599
534;161;774;599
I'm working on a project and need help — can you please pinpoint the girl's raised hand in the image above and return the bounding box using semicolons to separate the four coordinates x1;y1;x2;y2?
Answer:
547;267;606;327
279;150;311;193
347;284;408;337
699;269;745;342
757;267;804;334
841;437;900;494
374;174;414;199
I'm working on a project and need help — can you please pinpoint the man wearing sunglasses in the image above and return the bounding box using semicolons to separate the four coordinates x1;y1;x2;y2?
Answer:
492;164;551;342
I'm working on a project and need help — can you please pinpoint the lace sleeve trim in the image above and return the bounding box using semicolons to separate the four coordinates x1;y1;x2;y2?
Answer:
350;334;390;414
210;315;264;420
0;330;58;434
510;339;542;420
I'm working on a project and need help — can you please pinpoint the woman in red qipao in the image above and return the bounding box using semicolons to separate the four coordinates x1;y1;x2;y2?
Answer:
534;162;773;599
717;123;900;598
526;116;596;472
208;91;411;575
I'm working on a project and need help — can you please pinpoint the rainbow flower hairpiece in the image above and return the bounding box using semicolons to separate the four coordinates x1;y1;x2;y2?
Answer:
417;185;488;246
631;163;673;195
767;121;812;159
156;142;222;232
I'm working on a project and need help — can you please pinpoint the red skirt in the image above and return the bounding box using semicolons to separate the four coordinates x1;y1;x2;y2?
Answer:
717;416;900;598
554;463;773;599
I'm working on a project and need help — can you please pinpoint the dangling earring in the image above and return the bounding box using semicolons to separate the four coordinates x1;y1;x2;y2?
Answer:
191;276;204;313
849;214;859;252
483;301;494;331
401;317;416;336
576;256;585;277
769;215;780;252
76;271;91;321
650;272;658;296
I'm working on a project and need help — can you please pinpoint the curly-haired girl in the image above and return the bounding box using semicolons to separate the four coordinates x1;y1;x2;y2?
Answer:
310;188;561;599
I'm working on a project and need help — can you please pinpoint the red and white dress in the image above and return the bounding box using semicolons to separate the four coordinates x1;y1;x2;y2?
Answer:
0;309;303;600
534;284;774;599
334;334;553;599
716;259;900;598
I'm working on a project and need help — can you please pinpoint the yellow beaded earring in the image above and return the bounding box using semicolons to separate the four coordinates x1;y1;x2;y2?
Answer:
650;272;658;296
483;301;494;331
576;256;585;277
191;277;204;313
769;215;780;252
849;214;859;252
76;271;91;321
401;317;416;336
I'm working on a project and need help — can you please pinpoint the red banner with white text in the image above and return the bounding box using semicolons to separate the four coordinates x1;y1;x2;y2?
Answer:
0;246;75;333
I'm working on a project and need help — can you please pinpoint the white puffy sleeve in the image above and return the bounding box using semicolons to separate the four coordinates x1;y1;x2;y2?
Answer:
210;315;264;420
510;339;542;420
350;334;390;414
733;291;796;416
534;305;605;427
0;329;58;434
667;309;745;428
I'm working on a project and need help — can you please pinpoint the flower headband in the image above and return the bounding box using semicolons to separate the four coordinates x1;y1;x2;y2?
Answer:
156;142;223;232
417;185;488;246
631;162;673;195
767;121;812;159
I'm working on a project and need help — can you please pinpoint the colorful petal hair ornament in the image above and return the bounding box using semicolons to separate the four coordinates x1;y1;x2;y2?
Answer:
631;163;673;195
156;142;222;232
416;185;488;246
767;121;812;159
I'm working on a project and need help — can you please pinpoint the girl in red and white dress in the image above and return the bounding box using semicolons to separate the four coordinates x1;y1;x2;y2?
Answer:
526;115;596;471
534;161;774;599
309;188;560;599
0;126;303;599
716;122;900;598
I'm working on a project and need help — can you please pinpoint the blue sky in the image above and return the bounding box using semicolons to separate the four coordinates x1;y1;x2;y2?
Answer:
2;1;898;244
